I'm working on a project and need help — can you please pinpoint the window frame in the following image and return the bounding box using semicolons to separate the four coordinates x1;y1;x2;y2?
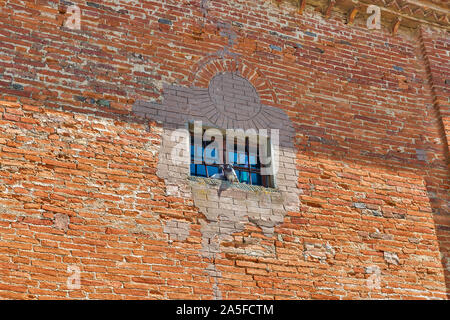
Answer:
188;123;274;188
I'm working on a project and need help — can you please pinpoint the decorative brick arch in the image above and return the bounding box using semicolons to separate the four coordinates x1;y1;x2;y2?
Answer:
189;55;280;106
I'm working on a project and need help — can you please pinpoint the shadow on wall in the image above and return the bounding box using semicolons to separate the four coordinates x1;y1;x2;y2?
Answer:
435;220;450;298
429;179;450;298
129;68;449;298
291;110;450;298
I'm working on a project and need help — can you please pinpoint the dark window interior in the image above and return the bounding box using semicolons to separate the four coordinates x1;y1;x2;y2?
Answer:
189;126;273;188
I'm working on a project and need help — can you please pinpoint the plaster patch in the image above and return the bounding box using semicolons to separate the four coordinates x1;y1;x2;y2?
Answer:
303;242;336;263
163;220;191;242
54;213;70;232
132;70;300;299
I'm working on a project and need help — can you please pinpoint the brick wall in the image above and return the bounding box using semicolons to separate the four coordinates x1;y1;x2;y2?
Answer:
0;0;448;299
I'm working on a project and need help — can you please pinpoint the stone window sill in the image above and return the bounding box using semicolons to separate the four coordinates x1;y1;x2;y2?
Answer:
187;176;279;194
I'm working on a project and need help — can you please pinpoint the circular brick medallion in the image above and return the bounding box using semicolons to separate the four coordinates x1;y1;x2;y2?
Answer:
208;72;261;121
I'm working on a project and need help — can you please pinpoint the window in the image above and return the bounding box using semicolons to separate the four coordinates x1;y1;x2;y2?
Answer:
189;124;274;188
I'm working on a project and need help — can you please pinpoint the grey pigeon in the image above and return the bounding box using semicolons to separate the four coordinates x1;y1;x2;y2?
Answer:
212;164;239;197
223;164;239;183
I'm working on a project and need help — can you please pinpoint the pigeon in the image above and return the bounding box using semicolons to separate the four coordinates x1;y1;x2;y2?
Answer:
213;164;239;197
223;164;239;183
210;164;239;183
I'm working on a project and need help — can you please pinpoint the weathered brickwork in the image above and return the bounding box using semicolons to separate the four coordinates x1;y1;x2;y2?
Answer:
0;0;448;299
133;68;300;300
